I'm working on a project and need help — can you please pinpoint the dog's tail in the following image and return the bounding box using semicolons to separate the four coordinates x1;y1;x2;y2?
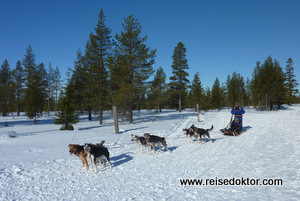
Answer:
206;125;214;131
99;140;105;147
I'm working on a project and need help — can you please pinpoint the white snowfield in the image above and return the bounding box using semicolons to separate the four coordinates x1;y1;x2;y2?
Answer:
0;105;299;201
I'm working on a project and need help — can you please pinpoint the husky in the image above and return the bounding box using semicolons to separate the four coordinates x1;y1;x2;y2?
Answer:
144;133;170;154
183;128;196;143
84;143;112;173
189;124;214;144
131;134;150;152
68;144;89;170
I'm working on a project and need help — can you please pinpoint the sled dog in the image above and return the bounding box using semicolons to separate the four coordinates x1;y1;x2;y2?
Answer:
68;144;89;170
84;143;112;173
131;134;151;152
183;128;196;143
144;133;170;154
189;124;214;144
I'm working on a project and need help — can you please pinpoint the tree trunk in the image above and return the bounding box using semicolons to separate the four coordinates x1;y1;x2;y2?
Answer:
88;110;92;121
99;108;103;125
265;93;268;111
113;106;119;134
179;92;182;112
129;107;133;124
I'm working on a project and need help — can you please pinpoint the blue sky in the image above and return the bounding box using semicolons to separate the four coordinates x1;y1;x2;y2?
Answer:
0;0;299;89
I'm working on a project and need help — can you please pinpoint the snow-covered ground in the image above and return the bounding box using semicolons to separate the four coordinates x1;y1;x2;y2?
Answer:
0;106;299;201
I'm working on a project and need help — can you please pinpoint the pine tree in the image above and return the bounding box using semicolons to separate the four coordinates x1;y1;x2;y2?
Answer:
189;72;204;110
82;34;95;121
71;49;86;113
250;61;263;108
12;60;24;116
285;58;299;105
54;83;79;130
226;72;246;107
53;66;62;114
22;46;41;122
211;77;222;110
169;42;189;112
46;63;54;116
203;87;212;111
0;59;12;116
109;15;156;123
92;8;111;124
150;67;167;112
250;56;287;110
36;62;48;114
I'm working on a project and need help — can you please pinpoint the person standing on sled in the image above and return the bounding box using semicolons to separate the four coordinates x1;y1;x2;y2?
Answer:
223;103;245;136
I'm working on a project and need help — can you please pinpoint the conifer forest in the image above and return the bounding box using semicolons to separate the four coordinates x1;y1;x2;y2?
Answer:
0;9;299;124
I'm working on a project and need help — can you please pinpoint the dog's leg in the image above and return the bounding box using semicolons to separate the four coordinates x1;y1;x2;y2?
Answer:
200;135;203;144
89;155;94;172
152;143;156;155
105;157;112;169
208;135;213;143
163;144;171;153
79;155;85;167
162;141;171;153
81;155;89;170
92;155;97;173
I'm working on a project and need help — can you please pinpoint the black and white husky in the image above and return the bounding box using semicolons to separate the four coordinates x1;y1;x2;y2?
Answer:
144;133;170;154
131;134;150;152
183;128;196;143
189;124;214;144
84;144;112;173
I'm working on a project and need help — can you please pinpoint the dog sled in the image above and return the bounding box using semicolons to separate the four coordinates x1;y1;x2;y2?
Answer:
220;114;244;136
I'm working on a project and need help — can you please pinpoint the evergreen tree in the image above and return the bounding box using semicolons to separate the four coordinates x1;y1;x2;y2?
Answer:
149;67;167;112
226;72;246;107
54;83;79;130
82;34;95;120
46;63;54;116
203;87;212;111
71;49;86;113
22;46;41;122
285;58;299;105
109;15;156;123
250;56;286;110
0;59;12;116
211;77;222;110
245;77;251;107
12;60;24;116
53;66;62;114
169;42;189;112
271;59;287;109
36;62;48;114
250;61;263;108
92;8;111;124
189;72;204;110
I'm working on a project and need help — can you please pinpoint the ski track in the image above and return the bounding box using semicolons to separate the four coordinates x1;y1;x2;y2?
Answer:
0;107;300;200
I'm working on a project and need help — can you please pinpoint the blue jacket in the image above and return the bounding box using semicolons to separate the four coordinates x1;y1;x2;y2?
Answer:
231;106;245;115
231;106;245;128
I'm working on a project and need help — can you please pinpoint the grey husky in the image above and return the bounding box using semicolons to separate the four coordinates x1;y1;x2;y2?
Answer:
144;133;170;154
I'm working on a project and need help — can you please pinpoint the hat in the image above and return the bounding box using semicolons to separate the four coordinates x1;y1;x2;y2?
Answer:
235;102;239;105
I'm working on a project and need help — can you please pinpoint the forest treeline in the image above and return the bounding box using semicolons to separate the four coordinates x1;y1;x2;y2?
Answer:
0;9;299;124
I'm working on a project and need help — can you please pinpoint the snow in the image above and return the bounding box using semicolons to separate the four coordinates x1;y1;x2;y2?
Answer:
0;106;299;201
